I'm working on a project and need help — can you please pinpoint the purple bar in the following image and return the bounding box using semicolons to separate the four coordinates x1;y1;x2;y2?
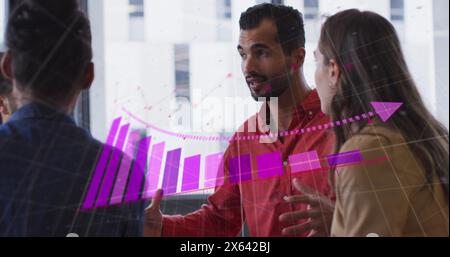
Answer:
124;136;152;202
110;130;141;205
82;117;122;210
96;124;130;207
229;155;252;184
289;151;321;173
327;150;363;167
181;155;201;192
256;152;284;179
161;148;182;196
142;142;165;199
204;153;224;188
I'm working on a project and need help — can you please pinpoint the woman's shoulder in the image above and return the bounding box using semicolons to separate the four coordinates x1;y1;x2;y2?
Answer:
338;124;425;188
340;124;405;153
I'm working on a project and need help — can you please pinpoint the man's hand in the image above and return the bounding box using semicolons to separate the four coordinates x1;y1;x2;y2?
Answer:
279;179;335;237
144;189;163;237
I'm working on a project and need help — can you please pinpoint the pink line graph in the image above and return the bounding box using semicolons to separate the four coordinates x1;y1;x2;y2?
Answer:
121;107;380;142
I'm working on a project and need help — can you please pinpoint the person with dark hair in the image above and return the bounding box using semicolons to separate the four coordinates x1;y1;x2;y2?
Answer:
144;3;335;237
0;52;12;125
0;0;144;236
314;9;449;236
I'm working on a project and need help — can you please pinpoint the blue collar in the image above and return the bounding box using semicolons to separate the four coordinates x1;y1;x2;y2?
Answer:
8;102;76;125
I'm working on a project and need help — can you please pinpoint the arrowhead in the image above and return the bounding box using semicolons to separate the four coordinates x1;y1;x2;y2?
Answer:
370;102;403;122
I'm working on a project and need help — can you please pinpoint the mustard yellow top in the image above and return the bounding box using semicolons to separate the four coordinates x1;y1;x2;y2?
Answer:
331;124;449;237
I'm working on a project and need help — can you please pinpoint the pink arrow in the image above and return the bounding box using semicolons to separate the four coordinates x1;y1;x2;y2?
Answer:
370;102;403;122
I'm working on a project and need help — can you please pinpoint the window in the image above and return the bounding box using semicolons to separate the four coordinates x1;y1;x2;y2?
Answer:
217;0;232;20
174;44;190;100
271;0;284;5
256;0;284;4
129;0;145;41
129;0;144;17
216;0;232;41
304;0;319;20
390;0;404;21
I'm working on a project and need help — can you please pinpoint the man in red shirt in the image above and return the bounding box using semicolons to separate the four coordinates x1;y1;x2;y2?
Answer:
145;3;335;237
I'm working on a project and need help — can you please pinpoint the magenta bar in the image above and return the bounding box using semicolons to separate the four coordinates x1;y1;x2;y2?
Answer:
289;151;321;173
142;142;165;199
124;136;152;202
204;153;224;188
181;155;201;192
96;124;130;207
256;152;284;179
161;148;182;196
327;150;363;167
229;155;252;184
82;117;122;210
110;130;141;205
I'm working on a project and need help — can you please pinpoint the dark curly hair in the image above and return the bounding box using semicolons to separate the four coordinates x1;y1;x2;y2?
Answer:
6;0;92;101
239;3;305;55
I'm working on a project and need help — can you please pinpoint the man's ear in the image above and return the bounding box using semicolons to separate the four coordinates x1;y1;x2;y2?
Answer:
1;52;14;81
81;62;94;90
0;96;8;115
290;47;306;70
328;58;341;88
0;96;4;111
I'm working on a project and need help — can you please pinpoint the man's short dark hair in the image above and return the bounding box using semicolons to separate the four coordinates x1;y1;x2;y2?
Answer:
6;0;92;100
239;3;305;55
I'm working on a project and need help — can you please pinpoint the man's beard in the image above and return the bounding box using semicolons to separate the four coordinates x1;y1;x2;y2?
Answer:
249;76;291;101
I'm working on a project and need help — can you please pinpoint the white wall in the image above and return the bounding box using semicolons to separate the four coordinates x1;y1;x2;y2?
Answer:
89;0;107;141
433;0;449;127
182;0;218;42
404;0;436;114
320;0;390;18
146;0;184;42
104;0;129;43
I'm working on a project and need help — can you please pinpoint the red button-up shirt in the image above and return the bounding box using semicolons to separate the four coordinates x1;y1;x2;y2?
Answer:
163;90;335;237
